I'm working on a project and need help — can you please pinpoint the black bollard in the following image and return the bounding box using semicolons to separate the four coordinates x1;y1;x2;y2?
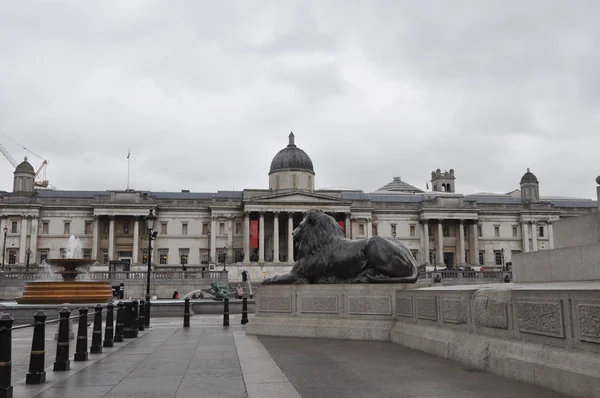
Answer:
145;298;151;328
223;298;230;327
114;302;124;343
138;299;145;331
103;303;114;348
241;297;249;325
74;306;89;361
90;304;103;354
26;310;47;385
183;298;190;328
0;313;14;398
53;307;71;371
122;301;132;338
131;300;139;338
119;283;124;299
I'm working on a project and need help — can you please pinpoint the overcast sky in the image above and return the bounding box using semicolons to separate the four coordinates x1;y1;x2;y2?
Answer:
1;1;599;198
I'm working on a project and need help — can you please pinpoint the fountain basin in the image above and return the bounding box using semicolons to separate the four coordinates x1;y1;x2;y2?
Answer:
15;281;113;304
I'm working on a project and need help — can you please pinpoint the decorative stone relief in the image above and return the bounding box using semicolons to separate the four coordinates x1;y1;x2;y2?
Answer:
577;304;600;344
515;300;564;338
396;296;414;318
300;296;339;314
417;297;437;321
441;298;467;324
258;296;293;313
348;296;391;315
473;293;509;330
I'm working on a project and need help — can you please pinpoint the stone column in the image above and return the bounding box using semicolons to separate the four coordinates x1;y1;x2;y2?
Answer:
258;212;265;263
531;222;538;251
471;223;479;264
459;220;466;265
210;216;217;262
108;217;115;261
91;216;99;261
437;220;444;265
288;213;294;264
345;213;351;239
19;218;28;264
422;220;429;264
30;217;39;264
521;222;529;253
227;216;233;262
273;212;280;263
548;221;555;250
132;218;139;266
367;218;373;238
243;212;250;263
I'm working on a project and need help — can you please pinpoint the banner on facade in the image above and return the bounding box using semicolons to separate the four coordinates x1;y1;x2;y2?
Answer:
250;220;259;248
337;221;345;232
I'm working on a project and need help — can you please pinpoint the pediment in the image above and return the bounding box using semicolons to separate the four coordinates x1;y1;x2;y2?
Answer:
247;192;349;205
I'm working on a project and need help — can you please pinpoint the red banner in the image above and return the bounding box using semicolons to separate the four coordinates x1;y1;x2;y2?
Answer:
250;220;259;248
337;221;345;232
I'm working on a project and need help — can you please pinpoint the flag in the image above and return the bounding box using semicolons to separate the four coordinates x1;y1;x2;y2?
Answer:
127;149;130;159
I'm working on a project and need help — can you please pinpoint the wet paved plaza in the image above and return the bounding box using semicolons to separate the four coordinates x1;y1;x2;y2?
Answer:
7;315;568;397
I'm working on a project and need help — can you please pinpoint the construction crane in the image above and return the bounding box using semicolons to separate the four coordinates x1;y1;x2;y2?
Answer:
0;134;52;189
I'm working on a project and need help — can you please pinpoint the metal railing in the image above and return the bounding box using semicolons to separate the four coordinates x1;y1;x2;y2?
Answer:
0;270;228;281
420;270;512;283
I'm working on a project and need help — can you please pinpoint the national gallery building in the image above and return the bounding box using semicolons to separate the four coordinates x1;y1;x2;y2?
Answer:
3;133;597;275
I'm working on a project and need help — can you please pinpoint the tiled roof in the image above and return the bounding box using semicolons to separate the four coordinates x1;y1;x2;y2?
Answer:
375;177;423;193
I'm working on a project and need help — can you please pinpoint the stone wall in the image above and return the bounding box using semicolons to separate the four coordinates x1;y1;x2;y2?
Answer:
247;283;600;397
553;212;600;249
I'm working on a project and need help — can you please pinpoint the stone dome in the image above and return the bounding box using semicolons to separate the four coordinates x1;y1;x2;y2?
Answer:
269;132;315;175
520;168;539;184
15;157;35;174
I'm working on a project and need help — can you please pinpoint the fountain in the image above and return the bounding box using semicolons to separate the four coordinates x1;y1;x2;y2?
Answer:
15;236;112;304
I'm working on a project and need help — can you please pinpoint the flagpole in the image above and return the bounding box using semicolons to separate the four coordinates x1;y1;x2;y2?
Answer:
127;149;130;190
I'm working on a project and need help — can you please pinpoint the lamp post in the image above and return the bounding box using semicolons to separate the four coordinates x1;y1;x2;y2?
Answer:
502;248;506;272
1;226;7;271
223;245;227;272
144;209;157;301
26;248;31;271
433;247;437;272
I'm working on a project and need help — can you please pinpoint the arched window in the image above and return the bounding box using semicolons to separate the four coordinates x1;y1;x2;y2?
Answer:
308;175;312;189
275;175;280;189
292;175;297;188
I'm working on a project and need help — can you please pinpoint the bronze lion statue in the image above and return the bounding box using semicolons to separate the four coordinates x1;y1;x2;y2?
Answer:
262;209;420;284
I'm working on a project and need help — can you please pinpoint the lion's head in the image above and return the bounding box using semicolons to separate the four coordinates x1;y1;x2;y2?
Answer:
293;210;345;257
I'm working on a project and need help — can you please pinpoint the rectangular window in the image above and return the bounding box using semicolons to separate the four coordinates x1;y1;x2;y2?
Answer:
538;226;544;237
234;249;243;263
83;249;91;259
219;222;225;235
465;250;470;264
102;250;108;264
182;223;188;236
494;250;503;266
63;222;70;235
512;225;518;238
85;222;92;235
443;225;449;237
202;223;209;235
410;250;418;259
358;224;365;236
42;222;49;234
123;222;130;235
103;223;109;235
235;222;242;235
391;225;397;235
142;249;148;265
217;248;227;263
478;250;485;265
39;250;49;264
179;249;189;265
477;225;482;238
428;226;433;237
200;249;209;264
409;225;416;237
158;249;168;265
11;221;18;233
160;222;167;235
8;249;17;265
494;225;500;238
372;224;378;236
